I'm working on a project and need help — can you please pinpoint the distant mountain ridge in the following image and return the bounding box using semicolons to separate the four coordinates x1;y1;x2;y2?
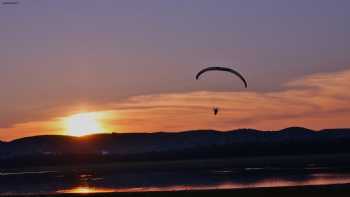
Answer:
1;127;350;165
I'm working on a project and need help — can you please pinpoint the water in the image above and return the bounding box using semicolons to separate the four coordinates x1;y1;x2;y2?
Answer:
1;167;350;195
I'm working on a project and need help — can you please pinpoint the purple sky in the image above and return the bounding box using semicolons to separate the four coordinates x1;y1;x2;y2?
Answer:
1;0;350;140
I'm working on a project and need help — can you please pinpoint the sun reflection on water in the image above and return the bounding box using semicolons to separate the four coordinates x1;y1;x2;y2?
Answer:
58;187;117;194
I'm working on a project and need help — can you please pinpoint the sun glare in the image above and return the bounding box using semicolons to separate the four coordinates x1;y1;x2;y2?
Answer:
64;112;104;136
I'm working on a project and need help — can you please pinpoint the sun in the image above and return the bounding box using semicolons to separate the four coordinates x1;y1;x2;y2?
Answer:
64;112;104;136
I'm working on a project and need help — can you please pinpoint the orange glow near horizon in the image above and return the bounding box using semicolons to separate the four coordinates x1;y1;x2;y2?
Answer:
63;112;106;136
1;69;350;141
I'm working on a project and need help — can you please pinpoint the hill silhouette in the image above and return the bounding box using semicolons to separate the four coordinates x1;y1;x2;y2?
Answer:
1;127;350;167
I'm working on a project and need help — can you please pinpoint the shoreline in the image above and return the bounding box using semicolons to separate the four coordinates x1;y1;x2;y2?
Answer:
4;183;350;197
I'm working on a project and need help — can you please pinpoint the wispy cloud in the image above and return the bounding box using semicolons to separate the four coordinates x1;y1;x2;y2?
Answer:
106;69;350;131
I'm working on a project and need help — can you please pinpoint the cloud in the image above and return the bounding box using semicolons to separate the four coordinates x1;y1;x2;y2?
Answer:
107;69;350;131
1;69;350;140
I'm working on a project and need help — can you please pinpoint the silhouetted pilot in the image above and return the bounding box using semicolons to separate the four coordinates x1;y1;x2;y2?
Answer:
213;107;219;115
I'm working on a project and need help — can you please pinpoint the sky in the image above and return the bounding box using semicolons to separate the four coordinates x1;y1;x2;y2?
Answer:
0;0;350;141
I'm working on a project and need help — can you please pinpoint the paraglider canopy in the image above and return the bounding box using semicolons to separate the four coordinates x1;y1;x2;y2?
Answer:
195;66;248;88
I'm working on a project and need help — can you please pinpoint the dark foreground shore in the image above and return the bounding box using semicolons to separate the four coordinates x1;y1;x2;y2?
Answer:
5;184;350;197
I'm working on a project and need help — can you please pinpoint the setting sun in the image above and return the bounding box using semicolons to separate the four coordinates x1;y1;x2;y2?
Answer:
64;112;104;136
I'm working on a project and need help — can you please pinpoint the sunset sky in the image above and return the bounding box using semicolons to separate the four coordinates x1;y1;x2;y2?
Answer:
1;0;350;141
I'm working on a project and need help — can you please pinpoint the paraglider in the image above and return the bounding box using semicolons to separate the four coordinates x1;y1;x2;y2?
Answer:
196;66;248;115
213;107;219;116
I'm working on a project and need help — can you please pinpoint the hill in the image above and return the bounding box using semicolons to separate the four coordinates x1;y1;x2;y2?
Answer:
0;127;350;167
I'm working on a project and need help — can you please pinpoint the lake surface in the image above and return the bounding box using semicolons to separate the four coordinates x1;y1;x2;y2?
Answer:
1;167;350;195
